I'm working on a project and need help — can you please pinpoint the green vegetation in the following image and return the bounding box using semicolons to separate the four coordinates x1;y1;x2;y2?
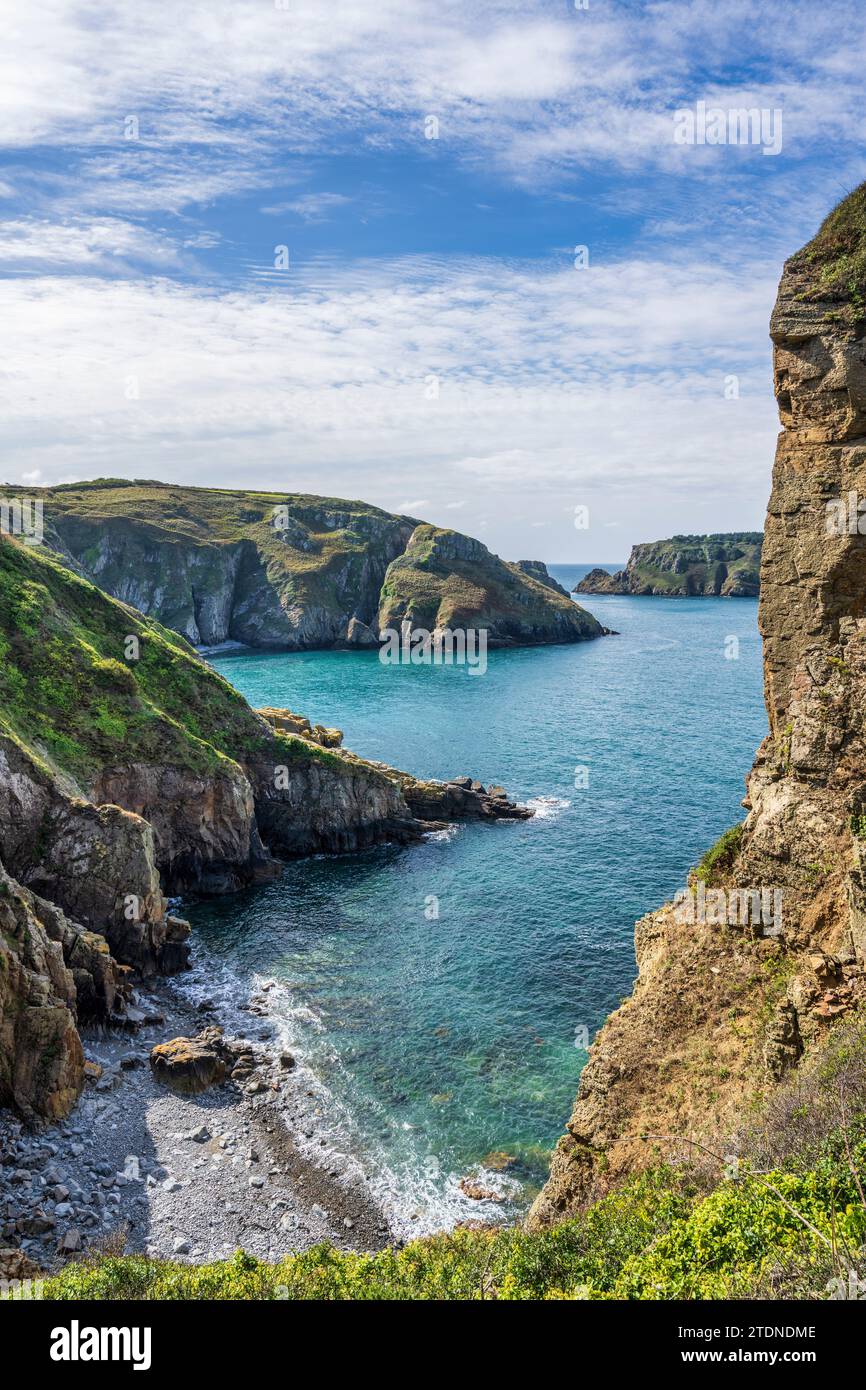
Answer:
0;535;352;790
694;823;744;885
38;1131;866;1300
798;180;866;310
0;480;600;649
37;1016;866;1301
378;523;597;638
579;534;762;598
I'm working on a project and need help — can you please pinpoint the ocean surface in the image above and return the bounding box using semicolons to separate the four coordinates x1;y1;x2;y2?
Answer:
186;564;766;1234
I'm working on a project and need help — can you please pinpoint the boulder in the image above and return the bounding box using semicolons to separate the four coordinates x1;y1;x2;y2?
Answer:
150;1029;227;1095
459;1177;504;1202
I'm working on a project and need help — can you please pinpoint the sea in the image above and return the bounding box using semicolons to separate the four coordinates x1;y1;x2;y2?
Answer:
181;564;765;1235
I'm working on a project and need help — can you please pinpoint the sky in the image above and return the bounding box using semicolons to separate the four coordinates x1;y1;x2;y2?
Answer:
1;0;865;560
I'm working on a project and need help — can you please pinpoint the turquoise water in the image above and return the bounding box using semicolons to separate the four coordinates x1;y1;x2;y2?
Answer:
188;566;766;1231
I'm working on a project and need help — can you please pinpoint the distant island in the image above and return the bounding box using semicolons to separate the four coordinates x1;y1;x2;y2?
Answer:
574;532;762;597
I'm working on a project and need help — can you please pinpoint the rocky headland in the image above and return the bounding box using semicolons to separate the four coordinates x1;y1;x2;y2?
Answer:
576;533;762;597
3;480;602;651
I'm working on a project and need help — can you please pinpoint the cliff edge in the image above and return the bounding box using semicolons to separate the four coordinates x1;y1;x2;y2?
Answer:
531;184;866;1227
2;482;602;651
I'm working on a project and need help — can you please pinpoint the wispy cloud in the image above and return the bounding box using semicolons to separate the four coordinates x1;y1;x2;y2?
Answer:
0;216;183;271
2;0;864;551
0;251;778;550
261;193;351;222
3;1;865;203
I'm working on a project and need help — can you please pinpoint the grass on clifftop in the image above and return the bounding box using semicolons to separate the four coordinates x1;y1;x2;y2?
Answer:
0;536;354;790
379;524;596;635
797;180;866;309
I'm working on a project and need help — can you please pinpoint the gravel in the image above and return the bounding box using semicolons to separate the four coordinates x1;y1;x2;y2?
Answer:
0;975;391;1272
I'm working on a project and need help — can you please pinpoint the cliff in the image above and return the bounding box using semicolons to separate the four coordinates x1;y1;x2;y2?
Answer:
531;186;866;1227
378;530;596;644
0;536;528;1121
3;481;602;650
575;533;762;597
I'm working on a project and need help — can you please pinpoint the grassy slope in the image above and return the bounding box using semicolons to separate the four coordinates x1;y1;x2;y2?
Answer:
24;480;418;629
795;180;866;310
0;534;348;792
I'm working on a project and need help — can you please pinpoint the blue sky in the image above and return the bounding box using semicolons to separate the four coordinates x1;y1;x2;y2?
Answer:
1;0;865;558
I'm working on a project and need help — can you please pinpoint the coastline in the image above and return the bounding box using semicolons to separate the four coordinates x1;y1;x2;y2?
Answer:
1;969;391;1272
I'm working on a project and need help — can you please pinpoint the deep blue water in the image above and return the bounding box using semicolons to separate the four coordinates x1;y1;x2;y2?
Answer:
187;565;766;1232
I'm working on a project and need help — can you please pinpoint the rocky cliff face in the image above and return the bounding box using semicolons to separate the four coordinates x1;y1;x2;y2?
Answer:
531;187;866;1227
0;535;535;1123
14;482;602;651
576;534;762;597
0;859;137;1121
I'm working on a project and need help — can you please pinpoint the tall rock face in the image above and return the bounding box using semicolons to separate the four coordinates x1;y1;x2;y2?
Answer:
531;186;866;1228
575;534;762;597
8;482;603;651
0;861;136;1121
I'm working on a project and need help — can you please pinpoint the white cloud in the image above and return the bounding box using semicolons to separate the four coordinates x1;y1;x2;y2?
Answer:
0;252;778;553
0;0;858;552
0;217;183;271
262;193;351;222
0;0;864;202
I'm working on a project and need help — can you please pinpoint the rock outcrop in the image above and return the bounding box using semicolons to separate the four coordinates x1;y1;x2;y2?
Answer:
379;525;598;645
257;708;343;749
575;534;762;597
531;185;866;1227
9;481;603;652
511;560;570;597
150;1028;229;1095
0;860;138;1121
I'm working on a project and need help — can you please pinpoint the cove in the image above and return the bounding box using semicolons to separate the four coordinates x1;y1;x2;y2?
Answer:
184;569;766;1235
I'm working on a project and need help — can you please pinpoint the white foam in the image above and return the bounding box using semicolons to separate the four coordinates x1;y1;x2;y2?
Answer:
526;795;571;820
171;950;526;1240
